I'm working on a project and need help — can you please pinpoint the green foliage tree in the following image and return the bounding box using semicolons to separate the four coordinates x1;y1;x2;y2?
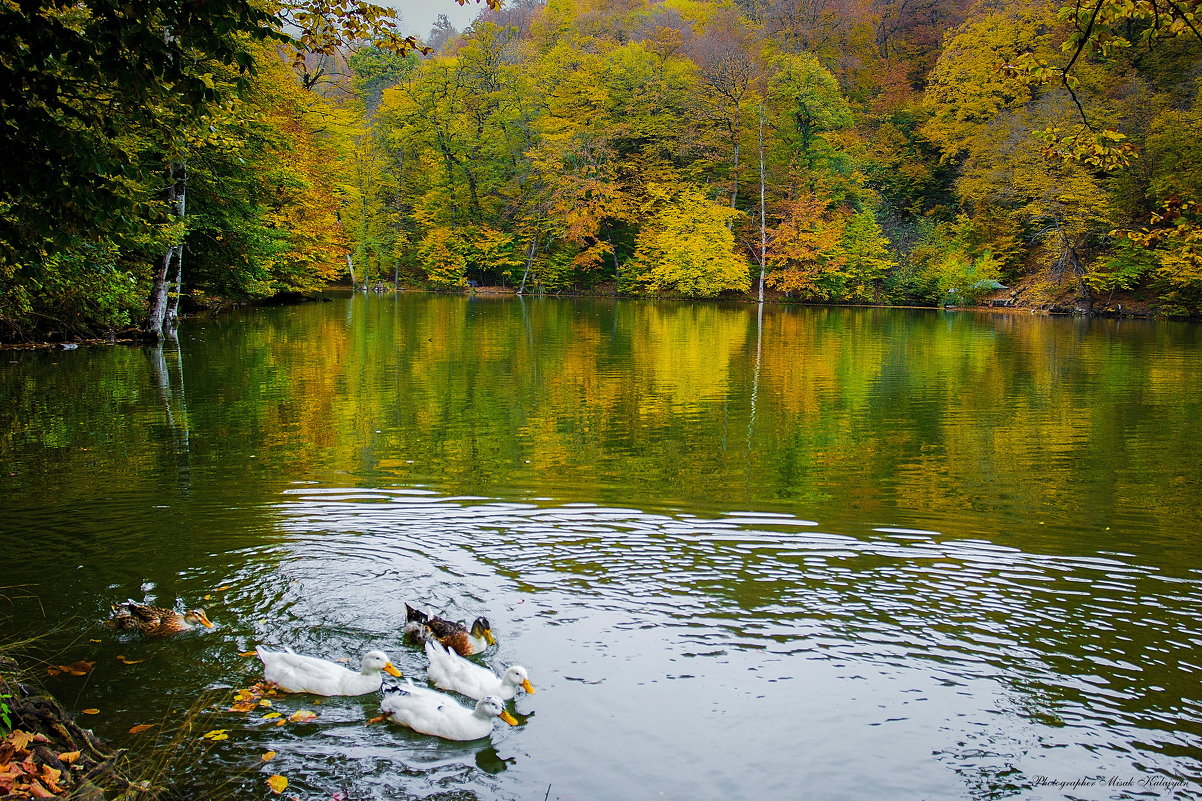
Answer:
766;52;852;180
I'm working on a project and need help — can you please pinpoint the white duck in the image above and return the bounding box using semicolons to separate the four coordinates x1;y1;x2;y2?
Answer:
380;680;517;741
257;646;402;696
424;640;535;701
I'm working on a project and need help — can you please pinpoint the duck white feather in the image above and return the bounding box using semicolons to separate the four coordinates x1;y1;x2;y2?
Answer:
257;646;402;696
424;640;535;701
380;679;517;741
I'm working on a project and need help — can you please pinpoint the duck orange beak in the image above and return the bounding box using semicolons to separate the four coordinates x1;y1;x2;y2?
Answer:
196;612;214;628
384;662;402;678
498;710;519;726
484;629;497;646
521;679;535;694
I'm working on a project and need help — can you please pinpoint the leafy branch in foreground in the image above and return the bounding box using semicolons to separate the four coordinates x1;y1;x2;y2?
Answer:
997;0;1201;168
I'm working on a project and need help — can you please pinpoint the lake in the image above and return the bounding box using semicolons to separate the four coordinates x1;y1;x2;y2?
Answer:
1;293;1200;800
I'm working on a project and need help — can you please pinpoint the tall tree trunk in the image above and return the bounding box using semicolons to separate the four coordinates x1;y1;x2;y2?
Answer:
518;235;537;295
165;244;183;328
758;105;767;305
165;161;187;328
144;163;185;340
731;138;740;211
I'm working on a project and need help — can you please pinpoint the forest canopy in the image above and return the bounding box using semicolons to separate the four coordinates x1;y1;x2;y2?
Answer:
2;0;1201;340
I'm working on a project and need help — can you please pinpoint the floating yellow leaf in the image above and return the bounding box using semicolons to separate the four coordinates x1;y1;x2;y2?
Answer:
48;661;95;677
202;594;211;601
274;719;286;726
266;774;288;794
261;750;277;762
262;712;282;720
116;655;146;665
128;724;154;734
214;585;231;591
287;710;317;723
258;699;272;707
201;729;229;741
81;709;100;715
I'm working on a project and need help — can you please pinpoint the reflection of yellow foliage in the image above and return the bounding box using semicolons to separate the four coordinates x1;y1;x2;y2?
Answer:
629;303;748;409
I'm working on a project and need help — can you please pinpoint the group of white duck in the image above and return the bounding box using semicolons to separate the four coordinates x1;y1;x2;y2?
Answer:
108;600;535;742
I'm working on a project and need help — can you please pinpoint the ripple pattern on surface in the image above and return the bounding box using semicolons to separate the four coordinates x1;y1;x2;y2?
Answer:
237;488;1202;798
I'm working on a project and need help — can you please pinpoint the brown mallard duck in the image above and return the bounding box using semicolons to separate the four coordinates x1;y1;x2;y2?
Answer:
403;604;496;656
107;600;213;636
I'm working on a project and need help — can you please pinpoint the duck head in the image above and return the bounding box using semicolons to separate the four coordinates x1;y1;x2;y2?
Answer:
502;665;535;694
478;695;518;726
183;609;214;628
470;617;497;645
362;650;403;677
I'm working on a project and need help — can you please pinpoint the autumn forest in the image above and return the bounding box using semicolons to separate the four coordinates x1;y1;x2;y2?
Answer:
2;0;1201;341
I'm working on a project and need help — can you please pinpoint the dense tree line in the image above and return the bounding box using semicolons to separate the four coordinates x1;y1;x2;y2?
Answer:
2;0;1200;340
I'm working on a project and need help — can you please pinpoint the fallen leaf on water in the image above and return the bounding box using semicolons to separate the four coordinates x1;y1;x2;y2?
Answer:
259;699;272;707
128;724;154;734
57;752;80;765
202;595;212;601
266;774;288;794
261;712;282;720
116;655;146;665
201;729;229;741
261;751;277;762
80;709;99;715
48;661;95;677
88;639;102;643
287;710;317;723
214;585;231;591
274;719;286;727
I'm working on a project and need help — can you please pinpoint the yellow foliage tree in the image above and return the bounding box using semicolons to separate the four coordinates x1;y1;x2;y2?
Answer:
626;184;750;297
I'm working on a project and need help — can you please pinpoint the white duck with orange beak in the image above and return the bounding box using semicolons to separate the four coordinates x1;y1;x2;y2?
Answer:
257;646;402;696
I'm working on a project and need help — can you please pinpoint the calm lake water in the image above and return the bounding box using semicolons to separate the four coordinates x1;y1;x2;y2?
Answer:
1;293;1201;800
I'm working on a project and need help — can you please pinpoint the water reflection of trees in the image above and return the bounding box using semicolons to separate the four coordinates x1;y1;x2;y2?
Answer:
2;297;1198;567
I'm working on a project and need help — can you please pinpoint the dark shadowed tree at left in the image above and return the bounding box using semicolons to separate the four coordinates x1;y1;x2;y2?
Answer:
0;0;497;340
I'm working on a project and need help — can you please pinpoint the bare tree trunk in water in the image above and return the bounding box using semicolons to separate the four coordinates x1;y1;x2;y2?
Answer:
165;245;183;329
518;236;537;295
758;105;767;305
165;164;187;328
144;163;186;340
